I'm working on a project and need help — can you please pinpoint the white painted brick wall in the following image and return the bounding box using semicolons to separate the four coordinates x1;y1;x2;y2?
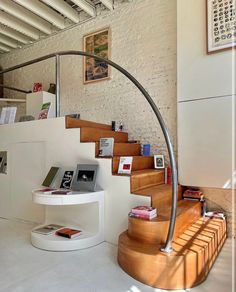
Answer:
0;0;177;160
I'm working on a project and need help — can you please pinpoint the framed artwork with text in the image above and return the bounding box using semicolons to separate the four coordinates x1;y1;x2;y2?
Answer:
83;27;111;83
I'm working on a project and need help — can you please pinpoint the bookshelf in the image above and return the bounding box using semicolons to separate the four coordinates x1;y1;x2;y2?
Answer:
31;190;105;251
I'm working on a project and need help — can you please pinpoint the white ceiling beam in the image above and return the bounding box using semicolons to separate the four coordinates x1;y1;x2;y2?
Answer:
0;11;40;39
41;0;80;23
0;34;18;48
100;0;113;11
14;0;66;29
0;42;11;52
0;24;30;44
0;0;52;34
71;0;96;17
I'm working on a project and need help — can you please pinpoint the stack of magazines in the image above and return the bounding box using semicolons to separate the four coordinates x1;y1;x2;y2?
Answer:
183;189;204;201
129;206;157;220
205;211;226;220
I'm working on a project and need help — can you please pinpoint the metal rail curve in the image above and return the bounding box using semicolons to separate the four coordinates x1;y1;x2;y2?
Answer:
0;50;178;253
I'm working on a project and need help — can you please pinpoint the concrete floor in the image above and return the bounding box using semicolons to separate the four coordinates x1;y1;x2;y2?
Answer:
0;219;233;292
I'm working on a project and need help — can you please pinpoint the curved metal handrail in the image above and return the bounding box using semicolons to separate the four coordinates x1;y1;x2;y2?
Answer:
0;50;178;253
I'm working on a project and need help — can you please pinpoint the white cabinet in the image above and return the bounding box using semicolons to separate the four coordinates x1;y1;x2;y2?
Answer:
26;91;55;119
31;190;105;251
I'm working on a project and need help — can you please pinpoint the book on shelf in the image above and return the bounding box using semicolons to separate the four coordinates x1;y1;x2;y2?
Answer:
99;138;114;157
38;102;51;119
128;212;157;220
51;190;72;195
165;167;172;184
205;211;226;220
42;166;60;187
0;107;17;124
34;187;57;194
131;206;157;217
32;224;64;235
59;171;74;189
118;156;133;174
56;227;82;239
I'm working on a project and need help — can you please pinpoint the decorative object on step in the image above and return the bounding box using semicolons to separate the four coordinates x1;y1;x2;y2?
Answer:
66;113;80;119
111;121;116;131
60;171;74;189
72;164;98;192
0;106;17;124
42;166;60;187
99;138;114;157
142;144;151;156
19;115;35;122
56;227;82;239
128;140;140;144
206;0;236;54
205;211;226;220
201;200;207;216
154;154;164;168
33;82;42;92
0;151;7;174
183;189;204;201
83;27;111;84
129;206;157;220
164;167;172;184
38;102;51;119
47;83;56;94
118;156;133;174
32;224;64;235
118;122;123;132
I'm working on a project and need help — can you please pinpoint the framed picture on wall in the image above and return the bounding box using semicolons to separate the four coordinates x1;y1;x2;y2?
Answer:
83;27;111;84
206;0;236;53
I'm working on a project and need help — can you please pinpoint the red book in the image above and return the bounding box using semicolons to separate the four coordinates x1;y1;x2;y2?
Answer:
56;228;82;239
165;167;172;184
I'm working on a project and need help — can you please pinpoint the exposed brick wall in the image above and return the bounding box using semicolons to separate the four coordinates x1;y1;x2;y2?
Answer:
0;0;177;161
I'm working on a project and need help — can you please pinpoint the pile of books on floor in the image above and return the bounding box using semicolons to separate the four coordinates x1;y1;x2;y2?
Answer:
182;189;204;201
32;224;82;239
204;211;226;220
129;206;157;220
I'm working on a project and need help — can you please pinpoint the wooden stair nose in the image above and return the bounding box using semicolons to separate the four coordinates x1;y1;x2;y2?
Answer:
118;218;226;289
80;127;128;143
112;156;154;174
128;200;202;245
95;142;141;157
65;116;112;130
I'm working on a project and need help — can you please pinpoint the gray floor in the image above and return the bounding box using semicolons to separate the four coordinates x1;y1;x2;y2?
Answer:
0;219;233;292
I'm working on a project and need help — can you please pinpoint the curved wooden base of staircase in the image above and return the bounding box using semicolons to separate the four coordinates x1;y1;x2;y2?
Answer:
118;218;226;290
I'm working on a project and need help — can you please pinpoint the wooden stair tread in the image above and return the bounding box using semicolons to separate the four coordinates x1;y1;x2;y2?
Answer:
134;183;172;196
80;127;128;142
65;116;111;130
118;218;226;289
120;217;226;256
95;142;141;157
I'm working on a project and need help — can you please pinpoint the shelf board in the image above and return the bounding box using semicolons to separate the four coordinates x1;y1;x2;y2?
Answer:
32;189;104;205
0;98;26;103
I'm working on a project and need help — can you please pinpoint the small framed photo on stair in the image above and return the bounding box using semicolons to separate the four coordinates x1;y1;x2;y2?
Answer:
154;155;165;169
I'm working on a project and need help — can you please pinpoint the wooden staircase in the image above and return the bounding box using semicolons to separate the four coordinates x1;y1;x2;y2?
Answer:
65;117;227;290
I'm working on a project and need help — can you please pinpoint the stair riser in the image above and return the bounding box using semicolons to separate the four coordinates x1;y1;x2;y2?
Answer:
80;127;128;143
131;171;165;193
151;186;183;210
95;142;141;157
128;202;202;244
65;117;112;130
112;156;154;174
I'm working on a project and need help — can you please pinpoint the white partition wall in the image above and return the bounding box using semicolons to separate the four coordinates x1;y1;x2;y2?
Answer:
177;0;235;189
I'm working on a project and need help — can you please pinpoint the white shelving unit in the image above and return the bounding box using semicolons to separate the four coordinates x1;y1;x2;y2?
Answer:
31;190;105;251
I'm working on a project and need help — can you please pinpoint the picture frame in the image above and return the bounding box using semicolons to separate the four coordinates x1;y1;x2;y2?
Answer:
83;27;111;84
206;0;236;54
154;155;165;169
72;164;98;192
